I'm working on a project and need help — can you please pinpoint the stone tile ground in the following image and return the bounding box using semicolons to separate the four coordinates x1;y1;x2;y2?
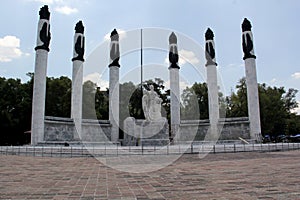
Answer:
0;151;299;199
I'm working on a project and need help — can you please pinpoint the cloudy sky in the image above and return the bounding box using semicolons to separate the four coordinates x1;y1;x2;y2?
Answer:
0;0;299;113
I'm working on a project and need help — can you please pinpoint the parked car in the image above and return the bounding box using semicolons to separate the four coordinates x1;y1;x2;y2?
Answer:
262;134;288;143
262;135;271;143
275;134;288;143
287;134;300;143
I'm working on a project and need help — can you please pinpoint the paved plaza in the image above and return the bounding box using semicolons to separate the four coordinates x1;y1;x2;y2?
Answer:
0;150;299;199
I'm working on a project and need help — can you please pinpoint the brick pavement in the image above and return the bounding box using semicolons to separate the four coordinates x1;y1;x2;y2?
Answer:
0;150;299;199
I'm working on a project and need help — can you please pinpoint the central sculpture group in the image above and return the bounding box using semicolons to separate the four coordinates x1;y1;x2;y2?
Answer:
142;85;163;122
31;5;262;146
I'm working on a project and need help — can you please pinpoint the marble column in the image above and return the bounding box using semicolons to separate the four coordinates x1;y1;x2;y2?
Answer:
71;21;85;139
242;18;262;141
205;28;219;139
168;32;180;141
109;29;120;143
31;5;51;145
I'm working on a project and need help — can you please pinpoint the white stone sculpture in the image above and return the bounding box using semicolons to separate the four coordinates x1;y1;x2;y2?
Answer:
142;85;163;121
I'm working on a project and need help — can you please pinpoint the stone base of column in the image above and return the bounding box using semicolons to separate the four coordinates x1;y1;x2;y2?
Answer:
207;64;220;125
206;124;219;141
171;124;180;144
31;49;48;145
245;58;262;141
109;65;120;143
110;125;119;143
169;67;180;145
71;60;83;140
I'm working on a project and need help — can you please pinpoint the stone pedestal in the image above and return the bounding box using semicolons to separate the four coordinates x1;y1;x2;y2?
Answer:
245;58;261;140
169;67;180;140
71;60;83;137
204;28;220;140
31;5;51;145
241;18;262;141
31;49;48;145
206;64;219;138
71;21;85;139
123;117;169;146
109;65;119;142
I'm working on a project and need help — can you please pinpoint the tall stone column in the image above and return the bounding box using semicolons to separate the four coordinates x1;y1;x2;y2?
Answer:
242;18;262;141
205;28;219;139
71;21;85;139
109;29;120;143
168;32;180;141
31;5;51;145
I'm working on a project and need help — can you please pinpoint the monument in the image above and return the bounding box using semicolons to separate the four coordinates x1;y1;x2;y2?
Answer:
71;21;85;139
242;18;262;141
108;29;120;143
123;85;169;146
31;5;51;145
205;28;220;139
168;32;181;142
30;5;259;146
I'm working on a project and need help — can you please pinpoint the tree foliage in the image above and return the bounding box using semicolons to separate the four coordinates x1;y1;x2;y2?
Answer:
0;76;32;145
226;78;299;137
45;76;71;117
226;78;248;117
0;73;299;145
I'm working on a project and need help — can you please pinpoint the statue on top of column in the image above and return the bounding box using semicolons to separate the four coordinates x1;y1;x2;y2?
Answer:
35;5;51;51
242;18;256;60
205;28;217;66
169;32;180;69
109;29;120;67
72;21;85;62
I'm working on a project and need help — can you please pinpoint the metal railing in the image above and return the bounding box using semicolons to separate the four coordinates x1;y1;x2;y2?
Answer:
0;142;299;158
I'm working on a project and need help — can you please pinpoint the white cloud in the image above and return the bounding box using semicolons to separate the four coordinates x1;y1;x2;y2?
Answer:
83;72;109;90
55;6;78;15
178;49;200;66
0;36;24;62
164;49;199;66
226;63;244;68
31;0;65;5
291;72;300;79
104;29;127;41
30;0;79;15
32;0;54;4
270;78;277;84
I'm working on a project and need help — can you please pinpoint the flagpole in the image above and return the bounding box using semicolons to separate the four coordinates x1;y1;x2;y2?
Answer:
140;28;143;118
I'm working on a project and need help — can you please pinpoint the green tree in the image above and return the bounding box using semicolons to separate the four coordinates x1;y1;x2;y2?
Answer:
286;114;300;135
95;87;109;120
181;86;199;120
181;82;209;120
120;81;137;120
0;76;32;145
82;80;97;119
226;78;248;117
226;78;299;137
45;76;71;117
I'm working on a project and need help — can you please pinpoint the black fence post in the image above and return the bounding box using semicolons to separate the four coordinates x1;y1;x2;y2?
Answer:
117;143;119;156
